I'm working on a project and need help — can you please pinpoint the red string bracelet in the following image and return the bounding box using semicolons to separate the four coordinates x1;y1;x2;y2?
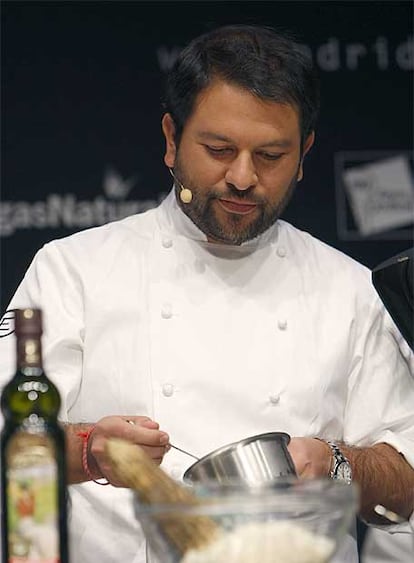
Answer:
77;426;110;486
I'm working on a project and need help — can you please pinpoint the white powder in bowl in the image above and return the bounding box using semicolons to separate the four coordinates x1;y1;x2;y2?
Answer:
181;520;335;563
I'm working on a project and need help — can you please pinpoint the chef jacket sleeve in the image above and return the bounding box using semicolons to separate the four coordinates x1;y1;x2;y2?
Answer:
344;293;414;463
0;241;84;421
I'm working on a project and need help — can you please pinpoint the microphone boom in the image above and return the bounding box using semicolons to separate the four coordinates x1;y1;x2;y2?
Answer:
169;168;193;204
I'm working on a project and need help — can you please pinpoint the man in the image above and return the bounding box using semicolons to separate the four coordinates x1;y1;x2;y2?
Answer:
0;24;413;563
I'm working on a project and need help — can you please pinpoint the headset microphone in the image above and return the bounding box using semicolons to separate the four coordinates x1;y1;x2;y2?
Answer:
168;168;193;204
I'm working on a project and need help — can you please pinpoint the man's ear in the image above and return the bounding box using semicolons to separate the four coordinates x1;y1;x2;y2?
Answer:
162;113;177;168
297;131;315;181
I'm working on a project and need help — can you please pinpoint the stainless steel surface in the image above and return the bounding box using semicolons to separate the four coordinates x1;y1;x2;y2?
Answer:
184;432;297;486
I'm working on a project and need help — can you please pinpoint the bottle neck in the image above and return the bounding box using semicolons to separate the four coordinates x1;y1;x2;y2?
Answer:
16;335;43;372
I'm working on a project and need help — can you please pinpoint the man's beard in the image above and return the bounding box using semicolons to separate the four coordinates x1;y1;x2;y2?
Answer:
173;158;299;245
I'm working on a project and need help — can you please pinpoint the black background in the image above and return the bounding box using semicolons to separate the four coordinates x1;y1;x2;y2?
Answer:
1;0;413;313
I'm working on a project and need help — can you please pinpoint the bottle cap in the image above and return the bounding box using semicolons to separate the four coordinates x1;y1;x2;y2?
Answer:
14;309;43;336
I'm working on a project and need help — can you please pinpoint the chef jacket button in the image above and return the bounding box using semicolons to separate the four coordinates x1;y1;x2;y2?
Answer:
162;383;174;397
269;394;280;405
162;237;173;248
278;319;288;330
277;247;287;258
161;304;172;319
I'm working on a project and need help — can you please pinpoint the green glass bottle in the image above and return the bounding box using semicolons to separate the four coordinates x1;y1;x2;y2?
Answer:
1;308;69;563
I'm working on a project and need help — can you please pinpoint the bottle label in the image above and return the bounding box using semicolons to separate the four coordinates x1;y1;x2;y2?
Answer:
5;432;60;563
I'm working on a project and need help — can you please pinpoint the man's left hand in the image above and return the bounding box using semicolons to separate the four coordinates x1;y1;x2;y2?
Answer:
288;437;331;478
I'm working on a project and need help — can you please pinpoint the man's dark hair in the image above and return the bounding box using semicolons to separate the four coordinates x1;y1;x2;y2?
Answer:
164;24;320;147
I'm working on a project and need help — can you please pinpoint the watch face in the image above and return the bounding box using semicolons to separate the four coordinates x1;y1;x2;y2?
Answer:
336;461;352;484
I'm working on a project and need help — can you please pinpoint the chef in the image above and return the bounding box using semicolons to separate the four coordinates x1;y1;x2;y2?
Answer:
0;24;413;563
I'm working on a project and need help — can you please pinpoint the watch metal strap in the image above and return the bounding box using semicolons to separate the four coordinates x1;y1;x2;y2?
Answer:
315;437;352;483
326;440;350;478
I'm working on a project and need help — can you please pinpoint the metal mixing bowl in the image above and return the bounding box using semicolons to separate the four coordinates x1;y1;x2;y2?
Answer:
183;432;297;486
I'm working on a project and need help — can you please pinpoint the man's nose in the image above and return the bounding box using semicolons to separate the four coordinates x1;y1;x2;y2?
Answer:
225;153;258;191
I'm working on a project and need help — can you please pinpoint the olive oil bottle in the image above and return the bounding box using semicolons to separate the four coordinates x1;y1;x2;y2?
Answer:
1;309;68;562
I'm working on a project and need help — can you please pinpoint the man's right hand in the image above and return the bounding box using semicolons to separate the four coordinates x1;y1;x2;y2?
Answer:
65;416;170;486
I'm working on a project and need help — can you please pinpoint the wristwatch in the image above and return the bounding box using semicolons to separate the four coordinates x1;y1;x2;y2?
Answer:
325;441;353;485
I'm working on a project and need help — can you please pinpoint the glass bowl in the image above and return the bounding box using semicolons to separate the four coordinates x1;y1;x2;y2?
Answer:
133;477;358;563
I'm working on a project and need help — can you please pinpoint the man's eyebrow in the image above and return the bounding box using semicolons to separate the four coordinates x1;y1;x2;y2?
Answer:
197;132;234;143
257;139;293;149
196;131;293;148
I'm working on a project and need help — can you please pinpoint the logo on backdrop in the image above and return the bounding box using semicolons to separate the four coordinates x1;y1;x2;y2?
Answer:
0;167;166;237
335;152;414;240
0;310;15;338
157;35;413;72
103;167;136;199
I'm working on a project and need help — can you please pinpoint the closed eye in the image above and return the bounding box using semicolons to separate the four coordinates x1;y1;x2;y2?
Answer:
258;151;284;161
204;144;284;162
205;145;234;156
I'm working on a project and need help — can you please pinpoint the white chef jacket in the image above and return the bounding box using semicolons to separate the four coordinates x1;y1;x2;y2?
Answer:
1;189;413;563
361;527;414;563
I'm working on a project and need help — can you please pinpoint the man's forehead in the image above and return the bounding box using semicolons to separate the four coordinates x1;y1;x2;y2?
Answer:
189;80;301;131
183;98;299;151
